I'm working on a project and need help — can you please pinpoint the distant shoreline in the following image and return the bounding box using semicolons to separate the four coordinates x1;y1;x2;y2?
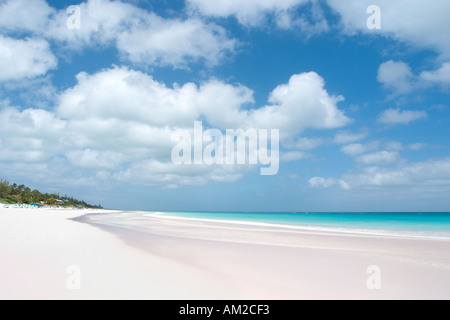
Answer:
83;210;450;240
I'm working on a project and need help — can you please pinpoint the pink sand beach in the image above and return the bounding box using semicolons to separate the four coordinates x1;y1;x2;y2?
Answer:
1;207;449;300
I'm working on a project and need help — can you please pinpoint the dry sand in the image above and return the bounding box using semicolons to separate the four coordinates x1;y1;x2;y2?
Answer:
1;207;449;300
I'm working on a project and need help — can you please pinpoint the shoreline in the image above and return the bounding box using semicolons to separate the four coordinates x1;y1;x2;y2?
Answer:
79;210;450;242
1;207;450;299
82;210;450;299
141;211;450;240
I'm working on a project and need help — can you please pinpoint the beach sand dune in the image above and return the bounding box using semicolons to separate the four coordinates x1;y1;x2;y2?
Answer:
1;208;449;300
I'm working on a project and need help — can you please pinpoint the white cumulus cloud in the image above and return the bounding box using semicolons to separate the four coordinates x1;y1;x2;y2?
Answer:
310;158;450;198
377;108;427;125
377;60;415;95
0;36;57;81
116;17;237;67
420;63;450;85
1;67;350;187
0;0;54;32
340;143;367;156
247;72;350;138
326;0;450;58
309;177;349;189
0;0;238;69
187;0;308;26
357;151;401;165
378;60;450;94
334;130;367;144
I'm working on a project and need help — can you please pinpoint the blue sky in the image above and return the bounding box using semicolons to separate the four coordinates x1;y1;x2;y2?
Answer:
0;0;449;212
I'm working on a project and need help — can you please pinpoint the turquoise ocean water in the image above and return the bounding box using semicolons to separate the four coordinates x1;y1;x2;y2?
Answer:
147;211;450;240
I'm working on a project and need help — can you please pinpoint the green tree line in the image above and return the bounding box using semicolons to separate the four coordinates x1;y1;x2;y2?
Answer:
0;179;103;209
